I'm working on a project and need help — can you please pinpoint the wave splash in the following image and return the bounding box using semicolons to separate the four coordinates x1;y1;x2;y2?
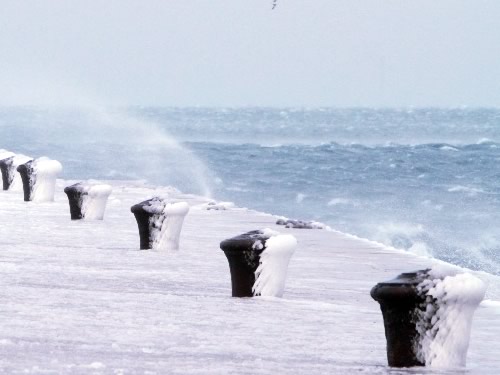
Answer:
0;107;214;197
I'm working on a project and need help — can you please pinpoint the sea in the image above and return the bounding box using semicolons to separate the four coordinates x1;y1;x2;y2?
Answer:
1;107;500;276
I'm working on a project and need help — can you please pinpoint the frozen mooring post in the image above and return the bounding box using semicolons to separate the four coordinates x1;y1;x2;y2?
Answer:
276;217;326;229
16;157;62;202
0;153;32;191
219;229;297;297
130;197;189;251
64;182;112;220
370;267;486;368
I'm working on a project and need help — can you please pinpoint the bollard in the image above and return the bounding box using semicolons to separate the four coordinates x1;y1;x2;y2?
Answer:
130;197;189;251
64;182;112;220
371;268;486;368
220;229;297;297
17;157;62;202
0;154;32;191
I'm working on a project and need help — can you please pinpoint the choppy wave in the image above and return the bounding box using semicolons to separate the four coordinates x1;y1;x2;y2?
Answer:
188;139;500;276
130;107;500;146
2;106;500;275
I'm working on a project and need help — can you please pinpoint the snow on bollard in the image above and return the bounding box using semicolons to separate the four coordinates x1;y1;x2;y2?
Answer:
219;229;297;297
130;197;189;251
64;182;112;220
0;153;32;191
370;267;486;368
16;157;62;202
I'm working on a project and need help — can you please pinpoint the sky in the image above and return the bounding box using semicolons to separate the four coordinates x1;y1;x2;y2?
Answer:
1;0;500;107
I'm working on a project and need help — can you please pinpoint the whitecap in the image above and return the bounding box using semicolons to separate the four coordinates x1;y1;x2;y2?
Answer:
447;185;484;196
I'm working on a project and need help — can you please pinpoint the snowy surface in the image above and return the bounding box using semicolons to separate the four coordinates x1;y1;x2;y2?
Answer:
1;180;499;374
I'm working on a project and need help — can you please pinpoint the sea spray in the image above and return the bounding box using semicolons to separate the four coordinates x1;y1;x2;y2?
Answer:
1;107;214;197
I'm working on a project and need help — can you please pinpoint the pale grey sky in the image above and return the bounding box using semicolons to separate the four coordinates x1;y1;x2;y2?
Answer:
1;0;499;107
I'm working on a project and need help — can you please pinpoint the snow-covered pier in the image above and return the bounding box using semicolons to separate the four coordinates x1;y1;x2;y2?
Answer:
1;180;499;374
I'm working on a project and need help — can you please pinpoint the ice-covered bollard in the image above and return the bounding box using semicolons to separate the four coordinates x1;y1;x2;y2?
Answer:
16;157;62;202
64;182;112;220
219;229;297;297
130;197;189;251
370;268;486;368
276;217;326;229
0;153;32;191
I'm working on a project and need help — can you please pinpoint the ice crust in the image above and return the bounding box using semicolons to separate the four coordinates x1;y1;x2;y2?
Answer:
415;267;487;367
253;229;297;297
276;216;330;230
31;157;63;202
147;200;190;251
80;183;113;220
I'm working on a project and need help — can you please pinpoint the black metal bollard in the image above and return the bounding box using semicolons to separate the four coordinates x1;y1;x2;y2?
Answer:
370;270;427;368
0;156;14;190
130;198;159;250
371;269;486;368
0;156;17;190
16;160;36;201
130;198;165;250
131;198;189;251
64;183;86;219
219;230;270;297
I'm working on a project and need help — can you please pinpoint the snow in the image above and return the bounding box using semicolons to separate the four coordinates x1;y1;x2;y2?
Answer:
253;233;297;297
1;180;499;374
154;201;190;251
415;267;486;368
276;217;330;230
200;200;235;210
0;149;14;159
141;196;166;214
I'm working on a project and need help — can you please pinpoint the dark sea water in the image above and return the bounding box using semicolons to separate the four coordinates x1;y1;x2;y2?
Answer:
1;107;500;275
